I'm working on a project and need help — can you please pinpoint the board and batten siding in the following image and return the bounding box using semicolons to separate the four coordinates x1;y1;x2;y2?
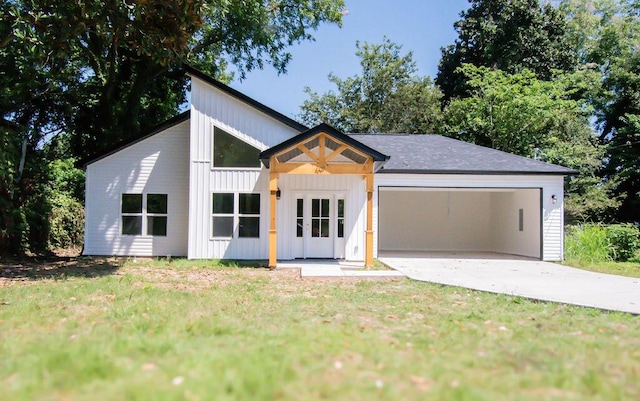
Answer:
84;121;190;256
188;76;301;259
373;174;565;261
277;174;367;261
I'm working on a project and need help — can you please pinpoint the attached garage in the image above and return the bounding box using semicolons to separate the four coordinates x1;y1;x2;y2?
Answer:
378;187;541;259
350;134;578;262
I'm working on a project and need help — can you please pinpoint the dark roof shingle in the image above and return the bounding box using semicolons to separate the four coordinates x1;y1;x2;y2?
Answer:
349;134;578;175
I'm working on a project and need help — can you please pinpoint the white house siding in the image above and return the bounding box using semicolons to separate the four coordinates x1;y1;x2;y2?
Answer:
374;174;565;261
205;169;270;260
188;76;301;259
84;121;190;256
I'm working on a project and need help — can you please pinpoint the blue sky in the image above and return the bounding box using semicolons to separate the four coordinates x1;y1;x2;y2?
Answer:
227;0;470;120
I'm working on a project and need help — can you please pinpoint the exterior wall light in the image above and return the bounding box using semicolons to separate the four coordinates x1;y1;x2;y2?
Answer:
276;188;281;199
551;194;557;204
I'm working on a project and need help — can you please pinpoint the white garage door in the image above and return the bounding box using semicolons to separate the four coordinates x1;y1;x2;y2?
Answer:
378;188;541;259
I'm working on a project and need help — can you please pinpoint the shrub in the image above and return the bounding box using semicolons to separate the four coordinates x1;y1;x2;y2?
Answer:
565;224;640;264
606;224;640;262
565;224;612;264
46;158;85;250
48;192;84;249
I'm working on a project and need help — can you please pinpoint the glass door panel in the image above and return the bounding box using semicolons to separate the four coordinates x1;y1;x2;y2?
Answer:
311;198;330;238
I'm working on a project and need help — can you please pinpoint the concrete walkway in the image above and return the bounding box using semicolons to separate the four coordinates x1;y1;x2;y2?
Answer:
379;253;640;314
277;260;405;278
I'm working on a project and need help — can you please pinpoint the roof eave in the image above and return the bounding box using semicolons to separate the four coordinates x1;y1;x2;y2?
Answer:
80;110;191;169
377;168;579;176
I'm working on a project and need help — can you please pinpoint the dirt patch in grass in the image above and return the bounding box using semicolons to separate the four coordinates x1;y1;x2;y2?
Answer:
0;252;400;291
0;250;121;285
129;264;303;292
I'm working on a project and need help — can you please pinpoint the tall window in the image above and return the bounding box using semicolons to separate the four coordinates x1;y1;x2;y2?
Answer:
337;199;345;238
147;194;168;236
212;193;261;238
121;194;167;236
238;194;260;238
213;127;261;168
296;198;303;238
122;194;143;235
212;193;234;237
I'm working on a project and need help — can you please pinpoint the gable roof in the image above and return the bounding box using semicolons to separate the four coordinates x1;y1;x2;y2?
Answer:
83;66;310;167
260;123;390;168
184;65;308;132
82;110;191;168
349;134;579;175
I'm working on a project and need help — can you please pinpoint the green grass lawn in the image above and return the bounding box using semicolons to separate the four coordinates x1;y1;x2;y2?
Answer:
563;259;640;278
2;257;640;400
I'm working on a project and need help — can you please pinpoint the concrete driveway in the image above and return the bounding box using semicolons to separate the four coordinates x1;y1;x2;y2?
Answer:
379;252;640;314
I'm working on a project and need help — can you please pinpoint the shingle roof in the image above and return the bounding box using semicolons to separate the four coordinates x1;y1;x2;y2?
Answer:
349;134;578;175
81;111;191;168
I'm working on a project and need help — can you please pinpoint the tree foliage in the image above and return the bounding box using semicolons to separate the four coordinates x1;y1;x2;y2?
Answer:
443;64;618;221
2;0;344;160
437;0;578;101
300;38;443;133
561;0;640;222
443;65;589;155
47;159;85;249
0;0;344;253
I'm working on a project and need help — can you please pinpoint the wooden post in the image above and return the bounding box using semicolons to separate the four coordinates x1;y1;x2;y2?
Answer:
365;172;374;268
269;171;279;269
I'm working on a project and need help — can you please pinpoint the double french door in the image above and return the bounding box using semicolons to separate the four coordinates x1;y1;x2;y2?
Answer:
294;193;345;259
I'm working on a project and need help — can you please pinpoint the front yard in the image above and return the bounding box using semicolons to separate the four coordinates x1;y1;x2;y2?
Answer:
1;257;639;400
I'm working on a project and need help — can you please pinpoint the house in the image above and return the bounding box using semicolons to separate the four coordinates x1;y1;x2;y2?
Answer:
83;66;577;267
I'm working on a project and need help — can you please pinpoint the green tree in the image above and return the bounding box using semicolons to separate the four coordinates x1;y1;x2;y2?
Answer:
444;64;618;221
443;65;588;155
437;0;578;101
2;0;345;158
300;38;443;133
561;0;640;222
0;0;345;253
47;158;85;249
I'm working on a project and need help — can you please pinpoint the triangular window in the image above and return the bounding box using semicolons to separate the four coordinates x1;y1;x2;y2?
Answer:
213;127;261;168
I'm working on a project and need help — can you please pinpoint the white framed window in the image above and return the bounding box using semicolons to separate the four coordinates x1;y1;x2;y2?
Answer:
146;194;168;236
121;193;167;236
238;193;260;238
211;193;261;239
121;194;143;235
